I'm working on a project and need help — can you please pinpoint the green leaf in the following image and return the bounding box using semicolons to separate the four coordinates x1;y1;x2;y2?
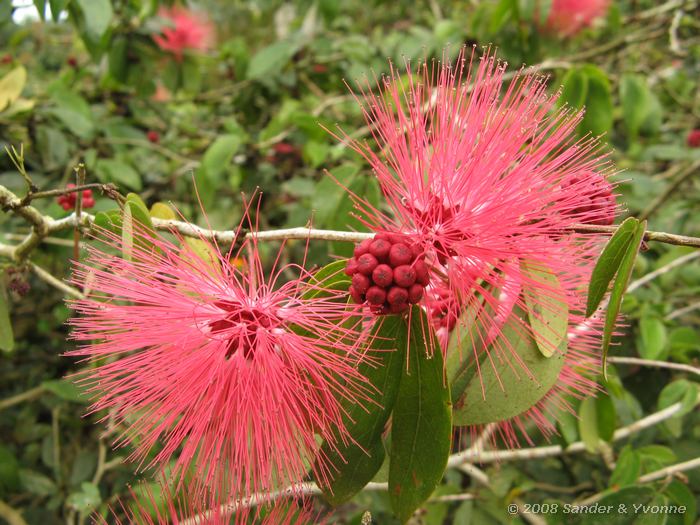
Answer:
445;297;483;402
121;200;134;261
150;202;177;221
318;314;405;505
304;259;351;299
389;307;451;523
0;66;27;112
581;486;654;525
596;394;617;442
19;469;58;496
122;194;157;260
609;446;641;488
620;74;661;139
521;260;568;357
197;134;245;207
586;217;639;317
602;219;646;377
557;407;580;445
42;379;89;403
0;281;14;353
658;380;698;417
638;316;667;360
34;0;47;20
664;480;696;525
452;309;566;426
66;481;101;512
0;445;20;494
579;65;613;137
247;39;301;80
559;68;589;110
49;0;67;21
73;0;113;40
95;159;142;191
579;397;600;453
93;210;123;235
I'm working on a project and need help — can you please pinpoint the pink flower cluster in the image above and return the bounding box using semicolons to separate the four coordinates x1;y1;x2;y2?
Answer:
153;6;214;60
68;48;619;520
544;0;611;36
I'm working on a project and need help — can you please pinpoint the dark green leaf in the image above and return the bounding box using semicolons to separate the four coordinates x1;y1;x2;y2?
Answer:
596;393;616;442
66;481;101;512
247;39;301;80
389;307;451;523
657;380;698;417
663;480;696;525
319;315;405;506
0;445;20;494
580;487;654;525
609;446;641;488
33;0;47;20
521;260;568;358
586;217;639;317
452;309;565;426
19;469;58;496
49;0;67;21
0;281;14;353
620;75;652;139
602;219;646;377
93;210;123;235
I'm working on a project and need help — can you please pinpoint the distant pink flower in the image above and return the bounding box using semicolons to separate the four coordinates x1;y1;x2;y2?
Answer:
687;129;700;148
68;210;372;502
333;48;617;436
544;0;610;36
151;83;172;102
153;6;214;60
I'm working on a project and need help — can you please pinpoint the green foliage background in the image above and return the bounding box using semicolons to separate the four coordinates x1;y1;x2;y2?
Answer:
0;0;699;523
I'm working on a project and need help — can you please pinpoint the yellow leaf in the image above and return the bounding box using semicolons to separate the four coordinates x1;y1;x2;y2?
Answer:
149;202;177;220
0;66;27;112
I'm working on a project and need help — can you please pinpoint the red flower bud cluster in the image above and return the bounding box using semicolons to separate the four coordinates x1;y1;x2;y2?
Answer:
561;172;615;226
57;184;95;211
147;130;160;143
687;129;700;148
345;233;429;314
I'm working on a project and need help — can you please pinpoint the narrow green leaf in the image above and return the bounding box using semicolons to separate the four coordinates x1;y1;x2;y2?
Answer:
521;260;568;358
389;307;451;523
121;201;134;261
586;217;639;317
93;210;122;235
578;397;600;453
664;480;696;525
318;314;405;505
0;282;14;353
559;68;589;110
602;220;646;377
74;0;113;40
305;259;351;298
579;65;613;137
452;309;565;426
596;393;617;442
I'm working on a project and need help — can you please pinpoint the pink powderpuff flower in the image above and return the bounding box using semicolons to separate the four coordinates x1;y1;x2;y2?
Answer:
68;206;373;504
96;477;324;525
543;0;611;36
332;47;617;437
153;6;214;61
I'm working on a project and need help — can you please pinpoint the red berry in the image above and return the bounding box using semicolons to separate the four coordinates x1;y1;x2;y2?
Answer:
1;54;12;64
365;286;387;305
369;238;391;262
410;242;422;259
387;286;408;306
351;273;370;294
67;56;78;67
147;130;160;143
389;243;412;266
349;285;363;304
372;264;393;288
408;284;424;304
687;129;700;148
393;265;416;287
413;259;430;285
374;232;390;242
389;233;407;245
357;253;378;275
354;238;373;258
345;258;358;276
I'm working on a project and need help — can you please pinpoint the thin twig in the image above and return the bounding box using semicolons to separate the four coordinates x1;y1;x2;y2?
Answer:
607;356;700;376
666;300;700;320
0;500;28;525
0;386;44;412
639;160;700;220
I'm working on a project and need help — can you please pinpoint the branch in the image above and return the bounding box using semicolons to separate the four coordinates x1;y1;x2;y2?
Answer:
0;386;44;412
607;356;700;376
0;500;28;525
